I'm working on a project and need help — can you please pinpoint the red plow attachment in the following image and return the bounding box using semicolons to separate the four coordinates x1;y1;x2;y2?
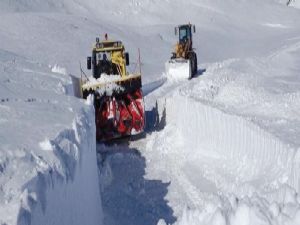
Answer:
95;89;144;141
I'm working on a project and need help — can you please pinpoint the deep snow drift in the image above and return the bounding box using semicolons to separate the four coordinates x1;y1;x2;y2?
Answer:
0;50;103;224
137;85;300;224
0;2;104;222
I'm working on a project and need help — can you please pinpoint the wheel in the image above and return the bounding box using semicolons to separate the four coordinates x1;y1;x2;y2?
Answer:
194;53;198;76
188;52;196;78
171;52;176;60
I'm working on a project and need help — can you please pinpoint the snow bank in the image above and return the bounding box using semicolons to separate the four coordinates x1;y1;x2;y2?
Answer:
22;109;103;225
0;51;103;225
165;94;300;194
176;189;300;225
51;64;67;75
288;0;300;8
149;93;300;225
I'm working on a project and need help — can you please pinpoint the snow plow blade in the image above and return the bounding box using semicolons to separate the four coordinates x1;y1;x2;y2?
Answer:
165;58;192;80
70;74;82;98
80;74;145;141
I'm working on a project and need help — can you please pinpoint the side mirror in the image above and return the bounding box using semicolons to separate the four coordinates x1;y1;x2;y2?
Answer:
175;27;178;35
125;52;129;66
87;57;92;70
193;25;196;33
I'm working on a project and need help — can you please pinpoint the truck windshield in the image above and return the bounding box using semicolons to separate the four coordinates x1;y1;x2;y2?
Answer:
179;27;191;43
96;52;111;62
93;51;118;78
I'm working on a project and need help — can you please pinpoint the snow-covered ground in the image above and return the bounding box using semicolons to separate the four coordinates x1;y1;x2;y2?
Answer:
0;2;104;225
0;45;103;224
1;0;300;225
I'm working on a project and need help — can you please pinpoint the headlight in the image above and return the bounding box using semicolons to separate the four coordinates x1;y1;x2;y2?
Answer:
113;42;122;47
96;43;104;49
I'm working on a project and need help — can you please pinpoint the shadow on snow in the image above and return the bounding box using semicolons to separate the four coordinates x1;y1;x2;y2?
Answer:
193;68;206;78
96;92;173;225
97;146;176;225
145;101;166;134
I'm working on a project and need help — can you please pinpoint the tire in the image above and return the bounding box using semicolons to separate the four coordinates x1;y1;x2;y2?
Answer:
189;59;192;79
194;53;198;76
188;52;196;78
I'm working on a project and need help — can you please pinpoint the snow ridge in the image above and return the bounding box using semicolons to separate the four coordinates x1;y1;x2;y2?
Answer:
166;95;300;194
17;107;103;225
154;93;300;224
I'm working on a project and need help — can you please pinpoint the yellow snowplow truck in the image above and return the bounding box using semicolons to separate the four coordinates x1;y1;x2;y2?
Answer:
72;34;145;141
165;24;198;79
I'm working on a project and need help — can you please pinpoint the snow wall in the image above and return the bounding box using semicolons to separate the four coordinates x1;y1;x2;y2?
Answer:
165;94;300;192
157;94;300;225
17;107;103;225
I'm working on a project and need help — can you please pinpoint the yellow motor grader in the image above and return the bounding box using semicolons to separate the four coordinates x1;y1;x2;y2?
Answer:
166;24;198;79
72;34;144;141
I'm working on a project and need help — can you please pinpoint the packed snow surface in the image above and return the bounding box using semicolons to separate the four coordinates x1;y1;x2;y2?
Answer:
1;0;300;225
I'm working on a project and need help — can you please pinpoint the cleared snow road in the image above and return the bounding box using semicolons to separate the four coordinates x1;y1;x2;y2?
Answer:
97;144;175;225
96;102;174;225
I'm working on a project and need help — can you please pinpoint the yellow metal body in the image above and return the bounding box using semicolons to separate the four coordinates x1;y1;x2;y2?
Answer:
168;24;197;78
93;40;127;77
79;38;142;94
172;24;194;59
174;40;192;59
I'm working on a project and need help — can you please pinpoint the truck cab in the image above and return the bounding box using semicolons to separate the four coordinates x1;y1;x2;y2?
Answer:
176;24;195;45
87;39;129;79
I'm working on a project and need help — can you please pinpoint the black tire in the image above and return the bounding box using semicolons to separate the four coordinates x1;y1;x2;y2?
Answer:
194;53;198;76
171;53;176;60
188;52;197;78
189;59;193;79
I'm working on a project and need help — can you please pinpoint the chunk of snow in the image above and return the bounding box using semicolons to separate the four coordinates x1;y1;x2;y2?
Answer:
51;64;67;75
263;23;289;28
86;93;94;105
82;74;132;96
157;219;167;225
39;139;53;151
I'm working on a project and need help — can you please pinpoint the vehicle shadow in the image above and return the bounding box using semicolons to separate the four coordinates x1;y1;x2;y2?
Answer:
97;145;176;225
145;101;166;134
103;100;166;144
193;68;206;78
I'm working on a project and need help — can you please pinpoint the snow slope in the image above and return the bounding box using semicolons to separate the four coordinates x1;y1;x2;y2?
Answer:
289;0;300;8
0;49;103;224
138;86;300;224
0;3;104;224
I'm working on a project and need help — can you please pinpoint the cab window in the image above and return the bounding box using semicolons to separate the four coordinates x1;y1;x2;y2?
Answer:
179;27;191;43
